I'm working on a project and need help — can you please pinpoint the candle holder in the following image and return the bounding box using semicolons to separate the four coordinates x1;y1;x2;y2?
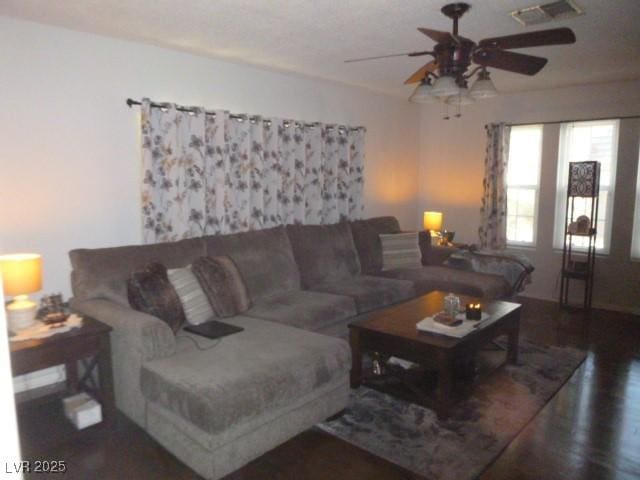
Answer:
465;303;482;320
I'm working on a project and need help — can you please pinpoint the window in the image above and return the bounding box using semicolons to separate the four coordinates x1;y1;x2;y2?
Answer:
506;125;543;245
553;120;619;253
631;145;640;259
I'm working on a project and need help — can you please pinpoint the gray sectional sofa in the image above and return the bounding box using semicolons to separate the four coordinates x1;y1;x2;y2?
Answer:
68;216;510;479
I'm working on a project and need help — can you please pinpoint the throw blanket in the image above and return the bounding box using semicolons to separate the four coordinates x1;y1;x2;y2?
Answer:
445;248;534;294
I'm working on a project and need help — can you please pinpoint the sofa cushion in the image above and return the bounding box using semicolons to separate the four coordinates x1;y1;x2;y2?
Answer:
350;216;402;274
311;275;415;313
127;262;186;333
286;223;361;288
192;256;251;318
246;290;357;332
379;232;422;270
70;237;206;306
378;265;511;300
167;266;216;325
202;226;300;303
140;315;350;435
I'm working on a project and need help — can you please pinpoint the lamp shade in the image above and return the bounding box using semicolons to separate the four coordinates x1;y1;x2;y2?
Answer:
430;76;460;98
446;85;475;106
409;81;438;104
423;211;443;231
0;254;42;297
469;75;498;99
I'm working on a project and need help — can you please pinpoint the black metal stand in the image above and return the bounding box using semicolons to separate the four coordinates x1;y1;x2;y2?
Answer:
559;161;600;311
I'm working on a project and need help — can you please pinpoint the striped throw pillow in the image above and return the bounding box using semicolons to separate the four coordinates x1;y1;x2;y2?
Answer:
379;232;422;270
167;266;216;325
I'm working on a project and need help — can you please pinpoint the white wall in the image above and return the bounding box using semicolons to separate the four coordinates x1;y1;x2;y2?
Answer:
0;17;421;299
419;80;640;312
0;278;22;468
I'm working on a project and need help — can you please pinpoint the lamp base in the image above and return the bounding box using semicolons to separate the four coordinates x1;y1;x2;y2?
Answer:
429;230;442;246
6;298;38;332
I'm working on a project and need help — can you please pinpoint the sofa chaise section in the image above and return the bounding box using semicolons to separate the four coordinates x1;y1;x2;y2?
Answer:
141;315;350;479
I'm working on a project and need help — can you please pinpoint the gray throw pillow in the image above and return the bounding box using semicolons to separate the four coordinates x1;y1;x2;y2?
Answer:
192;256;251;317
379;232;422;270
127;262;186;333
167;266;216;325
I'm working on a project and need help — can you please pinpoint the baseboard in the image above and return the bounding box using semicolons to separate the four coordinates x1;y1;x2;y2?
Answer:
13;365;66;394
517;292;640;316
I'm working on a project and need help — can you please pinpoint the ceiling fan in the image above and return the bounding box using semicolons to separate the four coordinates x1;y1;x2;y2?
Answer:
346;2;576;107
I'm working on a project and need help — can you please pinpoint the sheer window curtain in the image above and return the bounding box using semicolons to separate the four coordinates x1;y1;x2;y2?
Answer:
140;99;365;243
479;123;511;250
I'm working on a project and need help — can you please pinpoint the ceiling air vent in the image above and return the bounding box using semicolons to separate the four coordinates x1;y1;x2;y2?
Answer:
511;0;584;26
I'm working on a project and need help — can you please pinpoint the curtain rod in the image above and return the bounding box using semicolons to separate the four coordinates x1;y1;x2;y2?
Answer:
126;98;366;131
501;114;640;128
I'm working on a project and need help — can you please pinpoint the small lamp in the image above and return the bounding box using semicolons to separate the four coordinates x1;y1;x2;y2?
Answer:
0;254;42;332
423;211;443;245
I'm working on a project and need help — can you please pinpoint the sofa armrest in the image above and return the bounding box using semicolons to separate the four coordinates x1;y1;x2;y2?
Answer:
70;298;176;362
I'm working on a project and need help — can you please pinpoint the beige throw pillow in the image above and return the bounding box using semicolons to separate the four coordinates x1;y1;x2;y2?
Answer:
379;232;422;270
167;266;216;325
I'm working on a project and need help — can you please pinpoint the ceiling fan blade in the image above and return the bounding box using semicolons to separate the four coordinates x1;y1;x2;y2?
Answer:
344;50;433;63
418;27;455;44
473;49;548;75
404;60;438;84
478;28;576;50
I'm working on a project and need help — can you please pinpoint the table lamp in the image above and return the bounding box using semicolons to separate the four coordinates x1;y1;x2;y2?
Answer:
423;211;443;244
0;254;42;332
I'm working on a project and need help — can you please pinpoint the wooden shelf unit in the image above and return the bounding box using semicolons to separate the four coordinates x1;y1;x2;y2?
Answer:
559;161;600;311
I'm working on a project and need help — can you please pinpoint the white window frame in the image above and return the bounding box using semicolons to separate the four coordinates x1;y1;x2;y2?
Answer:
553;120;620;254
631;142;640;260
506;125;543;247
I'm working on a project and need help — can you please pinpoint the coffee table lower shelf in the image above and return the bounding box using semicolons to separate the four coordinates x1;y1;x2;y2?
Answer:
356;347;512;415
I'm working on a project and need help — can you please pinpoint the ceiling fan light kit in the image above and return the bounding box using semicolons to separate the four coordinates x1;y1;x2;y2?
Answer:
410;79;439;104
346;2;576;116
446;84;475;106
469;70;498;99
431;75;460;98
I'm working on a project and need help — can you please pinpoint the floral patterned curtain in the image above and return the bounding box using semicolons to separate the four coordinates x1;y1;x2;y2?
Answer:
140;99;365;243
478;123;511;250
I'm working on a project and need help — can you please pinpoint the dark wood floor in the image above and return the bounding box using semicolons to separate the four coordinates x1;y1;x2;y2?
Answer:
17;297;640;480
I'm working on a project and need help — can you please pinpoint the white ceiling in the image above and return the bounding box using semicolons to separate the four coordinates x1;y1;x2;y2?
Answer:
2;0;639;98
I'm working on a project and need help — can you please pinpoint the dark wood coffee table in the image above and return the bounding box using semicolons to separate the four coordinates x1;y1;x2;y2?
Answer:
349;290;521;419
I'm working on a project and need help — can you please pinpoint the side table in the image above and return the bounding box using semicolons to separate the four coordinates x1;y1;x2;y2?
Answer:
10;315;115;428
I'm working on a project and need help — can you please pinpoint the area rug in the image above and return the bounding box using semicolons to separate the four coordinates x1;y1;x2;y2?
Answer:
317;339;586;480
